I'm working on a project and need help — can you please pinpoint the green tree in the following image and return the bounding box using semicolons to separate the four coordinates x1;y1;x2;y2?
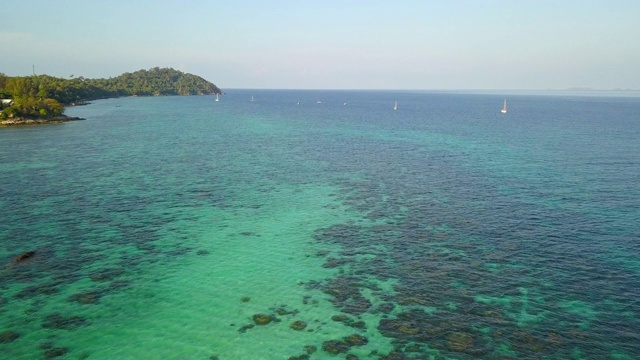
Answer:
5;77;37;97
0;72;8;90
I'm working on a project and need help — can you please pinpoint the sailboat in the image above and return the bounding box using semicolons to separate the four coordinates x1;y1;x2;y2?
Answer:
393;101;398;110
501;99;507;113
251;95;254;102
215;93;219;102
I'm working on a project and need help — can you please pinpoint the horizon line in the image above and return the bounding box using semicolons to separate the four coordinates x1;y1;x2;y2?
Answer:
220;87;640;92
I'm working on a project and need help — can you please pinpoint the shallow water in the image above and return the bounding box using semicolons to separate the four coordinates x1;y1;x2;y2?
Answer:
1;90;639;359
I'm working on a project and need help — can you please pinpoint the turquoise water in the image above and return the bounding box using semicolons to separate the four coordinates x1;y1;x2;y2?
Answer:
1;90;639;359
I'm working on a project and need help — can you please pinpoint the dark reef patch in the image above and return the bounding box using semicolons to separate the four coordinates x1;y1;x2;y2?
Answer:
321;333;368;354
0;330;20;343
68;289;105;304
41;313;89;330
89;268;124;282
290;320;307;331
252;313;277;325
13;250;36;263
14;281;62;299
43;347;69;359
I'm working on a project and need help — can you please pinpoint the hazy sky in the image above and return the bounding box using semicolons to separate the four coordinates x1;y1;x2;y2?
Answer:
2;0;639;90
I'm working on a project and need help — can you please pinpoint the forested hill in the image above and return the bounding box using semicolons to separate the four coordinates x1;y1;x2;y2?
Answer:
0;67;222;121
91;67;222;98
1;67;221;105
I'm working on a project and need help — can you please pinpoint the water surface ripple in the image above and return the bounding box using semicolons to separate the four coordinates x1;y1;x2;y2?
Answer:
1;91;639;359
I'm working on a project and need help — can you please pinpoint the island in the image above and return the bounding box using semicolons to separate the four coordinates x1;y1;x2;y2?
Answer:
0;67;222;126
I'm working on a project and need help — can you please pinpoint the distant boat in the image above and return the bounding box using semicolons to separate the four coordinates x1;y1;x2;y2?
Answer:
317;100;322;104
251;95;254;102
393;101;398;110
501;99;507;113
215;94;219;102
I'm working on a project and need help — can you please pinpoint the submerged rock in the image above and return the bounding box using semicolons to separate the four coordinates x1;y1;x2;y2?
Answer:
287;355;310;360
331;314;350;322
344;334;368;346
13;250;36;263
321;276;372;315
447;332;473;352
290;320;307;331
511;330;546;353
43;347;69;359
375;302;395;314
0;330;20;343
252;313;276;325
237;324;255;333
322;339;350;354
331;314;367;329
274;307;298;316
398;324;420;335
322;334;369;354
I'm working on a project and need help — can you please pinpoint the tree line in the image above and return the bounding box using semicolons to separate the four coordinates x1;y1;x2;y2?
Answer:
0;67;222;120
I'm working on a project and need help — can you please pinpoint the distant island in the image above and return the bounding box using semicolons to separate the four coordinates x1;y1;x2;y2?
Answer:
0;67;222;125
564;87;638;92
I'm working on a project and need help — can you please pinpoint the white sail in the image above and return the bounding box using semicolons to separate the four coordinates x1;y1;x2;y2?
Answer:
394;101;398;110
501;99;507;113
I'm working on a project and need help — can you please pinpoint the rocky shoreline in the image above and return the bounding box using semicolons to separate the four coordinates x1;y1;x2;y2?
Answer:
1;115;84;126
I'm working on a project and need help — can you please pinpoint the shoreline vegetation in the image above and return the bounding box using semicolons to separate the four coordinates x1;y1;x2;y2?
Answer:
0;67;222;126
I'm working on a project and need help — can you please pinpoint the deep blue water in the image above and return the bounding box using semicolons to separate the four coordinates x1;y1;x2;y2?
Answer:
1;90;639;359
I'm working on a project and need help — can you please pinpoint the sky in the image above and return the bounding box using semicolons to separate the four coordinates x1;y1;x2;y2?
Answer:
1;0;639;90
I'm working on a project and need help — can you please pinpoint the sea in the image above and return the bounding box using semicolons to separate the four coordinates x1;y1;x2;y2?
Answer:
1;89;639;359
